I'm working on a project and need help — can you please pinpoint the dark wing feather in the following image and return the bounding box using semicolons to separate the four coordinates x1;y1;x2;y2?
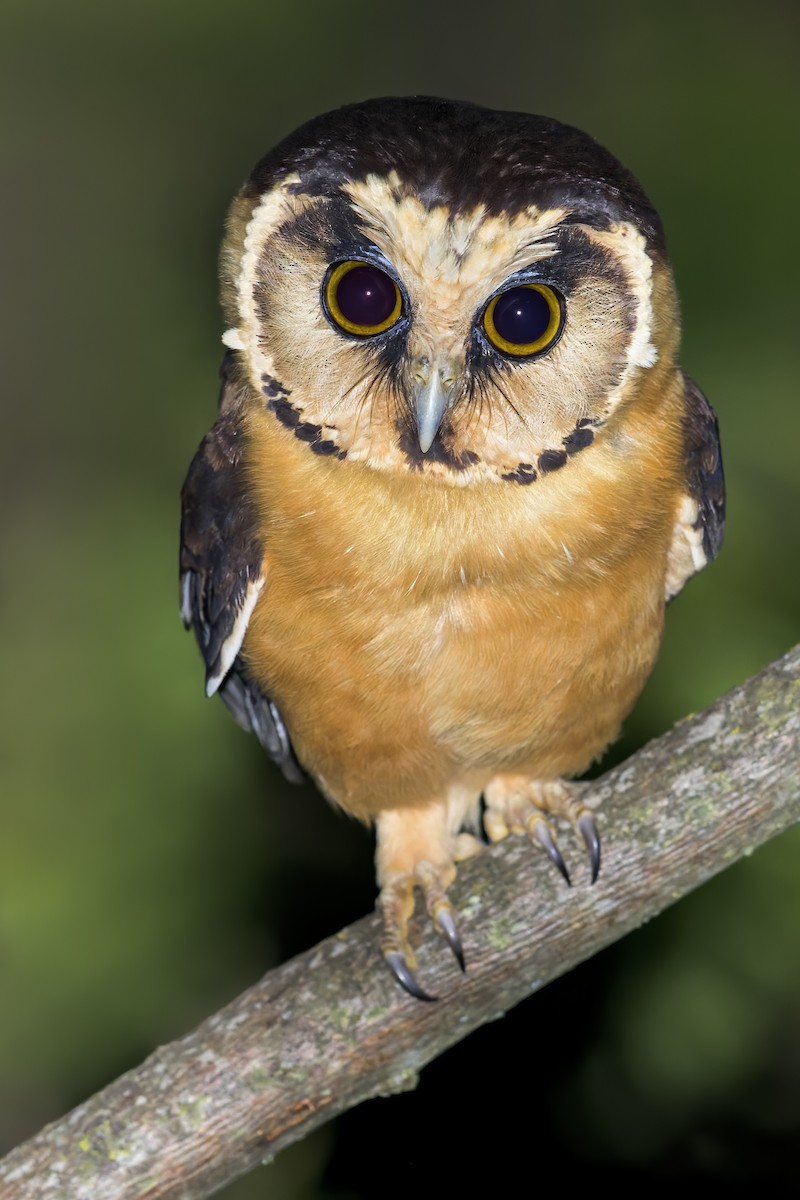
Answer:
179;354;304;783
682;371;725;563
665;372;725;600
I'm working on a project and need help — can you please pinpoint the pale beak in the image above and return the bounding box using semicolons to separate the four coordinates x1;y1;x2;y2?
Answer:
413;367;456;454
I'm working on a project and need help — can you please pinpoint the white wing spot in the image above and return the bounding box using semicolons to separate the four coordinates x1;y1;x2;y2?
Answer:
221;327;245;350
179;572;193;627
206;576;265;697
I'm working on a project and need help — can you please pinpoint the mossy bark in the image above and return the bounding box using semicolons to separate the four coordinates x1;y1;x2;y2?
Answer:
2;646;798;1200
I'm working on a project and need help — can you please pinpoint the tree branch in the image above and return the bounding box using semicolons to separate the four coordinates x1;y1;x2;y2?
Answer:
2;646;799;1200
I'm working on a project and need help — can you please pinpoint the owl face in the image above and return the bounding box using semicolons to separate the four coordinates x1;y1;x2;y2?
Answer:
221;98;679;486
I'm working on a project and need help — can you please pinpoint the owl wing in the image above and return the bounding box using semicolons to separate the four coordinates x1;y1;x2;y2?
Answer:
665;372;726;600
179;354;304;782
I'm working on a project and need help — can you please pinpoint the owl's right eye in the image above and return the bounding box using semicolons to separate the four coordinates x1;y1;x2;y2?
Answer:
324;261;403;337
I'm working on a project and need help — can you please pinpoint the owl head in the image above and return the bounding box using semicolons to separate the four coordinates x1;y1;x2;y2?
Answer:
219;97;680;486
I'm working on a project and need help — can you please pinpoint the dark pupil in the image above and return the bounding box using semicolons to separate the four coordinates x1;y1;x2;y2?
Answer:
492;286;551;346
336;264;397;327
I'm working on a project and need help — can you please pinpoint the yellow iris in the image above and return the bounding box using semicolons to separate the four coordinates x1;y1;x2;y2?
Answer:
325;261;403;337
483;283;563;357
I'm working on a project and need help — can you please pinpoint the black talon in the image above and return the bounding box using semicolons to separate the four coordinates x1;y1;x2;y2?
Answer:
385;951;437;1001
531;820;571;886
435;908;466;972
577;812;601;883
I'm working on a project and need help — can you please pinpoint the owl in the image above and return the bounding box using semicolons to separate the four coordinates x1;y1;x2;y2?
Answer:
180;97;724;999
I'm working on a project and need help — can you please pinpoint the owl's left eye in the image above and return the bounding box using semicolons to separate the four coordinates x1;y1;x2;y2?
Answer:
324;261;403;337
483;283;564;358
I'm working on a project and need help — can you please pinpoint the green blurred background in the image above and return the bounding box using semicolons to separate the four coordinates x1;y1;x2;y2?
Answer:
1;0;798;1193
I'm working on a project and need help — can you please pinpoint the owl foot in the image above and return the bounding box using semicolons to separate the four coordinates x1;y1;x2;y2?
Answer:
483;777;601;884
375;808;482;1000
380;862;463;1001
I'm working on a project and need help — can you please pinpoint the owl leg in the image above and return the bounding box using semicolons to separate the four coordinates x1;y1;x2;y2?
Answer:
375;793;482;1001
483;776;601;886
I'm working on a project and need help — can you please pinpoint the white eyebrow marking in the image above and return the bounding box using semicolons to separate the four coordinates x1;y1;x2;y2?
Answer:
343;172;566;291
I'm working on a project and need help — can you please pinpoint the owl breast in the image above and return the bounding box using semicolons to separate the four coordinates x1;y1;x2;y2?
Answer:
242;416;674;820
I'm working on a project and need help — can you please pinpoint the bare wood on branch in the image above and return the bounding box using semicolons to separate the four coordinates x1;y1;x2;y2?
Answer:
1;645;799;1200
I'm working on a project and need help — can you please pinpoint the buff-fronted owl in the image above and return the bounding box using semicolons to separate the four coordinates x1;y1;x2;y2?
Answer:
180;97;724;999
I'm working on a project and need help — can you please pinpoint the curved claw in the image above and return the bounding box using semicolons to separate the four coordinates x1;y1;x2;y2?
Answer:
530;820;571;886
577;812;601;883
384;951;438;1002
434;906;466;972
